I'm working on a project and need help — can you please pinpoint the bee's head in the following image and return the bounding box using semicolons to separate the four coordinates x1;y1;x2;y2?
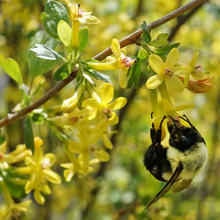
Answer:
167;115;204;152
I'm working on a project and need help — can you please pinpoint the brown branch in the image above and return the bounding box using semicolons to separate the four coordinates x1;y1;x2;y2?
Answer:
93;0;208;61
0;0;208;128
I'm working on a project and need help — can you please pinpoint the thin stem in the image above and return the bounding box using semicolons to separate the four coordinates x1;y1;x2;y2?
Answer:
0;0;208;128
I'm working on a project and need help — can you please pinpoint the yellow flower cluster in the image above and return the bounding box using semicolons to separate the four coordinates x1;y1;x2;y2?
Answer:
0;137;58;218
56;83;126;181
0;137;61;220
145;48;215;131
16;137;61;205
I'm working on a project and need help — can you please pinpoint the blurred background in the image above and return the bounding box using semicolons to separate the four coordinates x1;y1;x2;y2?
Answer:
0;0;220;219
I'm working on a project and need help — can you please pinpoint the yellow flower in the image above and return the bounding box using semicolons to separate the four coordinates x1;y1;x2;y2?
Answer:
177;50;208;87
64;0;100;49
60;123;111;181
146;48;191;92
16;137;61;204
0;141;16;164
61;82;85;113
0;141;31;165
0;181;32;219
88;38;134;88
177;75;216;93
82;83;127;125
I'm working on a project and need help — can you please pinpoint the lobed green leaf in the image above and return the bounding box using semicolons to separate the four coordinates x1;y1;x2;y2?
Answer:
138;48;149;60
148;33;169;47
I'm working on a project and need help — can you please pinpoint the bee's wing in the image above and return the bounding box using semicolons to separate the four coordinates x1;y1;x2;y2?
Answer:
142;162;183;213
171;179;192;193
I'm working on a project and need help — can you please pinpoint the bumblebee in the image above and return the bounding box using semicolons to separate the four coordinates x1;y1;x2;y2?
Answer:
143;115;208;212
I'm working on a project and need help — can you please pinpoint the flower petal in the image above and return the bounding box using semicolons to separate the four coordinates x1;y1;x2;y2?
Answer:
88;62;116;70
107;112;119;125
93;149;110;162
82;98;100;109
102;134;113;149
43;169;62;184
146;75;163;89
166;48;179;68
107;97;127;110
34;189;45;205
64;169;74;182
99;83;114;103
119;68;128;88
149;54;165;75
190;50;199;67
165;75;184;92
68;141;83;153
111;38;121;57
40;184;51;195
42;153;56;167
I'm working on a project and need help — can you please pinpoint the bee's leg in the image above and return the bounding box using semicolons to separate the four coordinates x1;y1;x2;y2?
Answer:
179;115;199;132
155;116;166;144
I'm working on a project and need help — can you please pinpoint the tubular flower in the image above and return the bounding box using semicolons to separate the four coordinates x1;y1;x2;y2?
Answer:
82;83;127;125
0;142;31;165
177;75;216;93
88;38;134;88
146;48;191;92
16;137;61;205
61;82;86;113
64;0;100;48
0;181;31;219
149;98;195;138
177;50;208;86
60;125;110;180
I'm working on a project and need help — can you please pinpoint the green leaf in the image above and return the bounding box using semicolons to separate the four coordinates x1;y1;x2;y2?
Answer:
28;32;62;77
53;62;76;81
140;21;151;43
79;27;89;54
86;69;112;84
154;43;180;55
30;44;63;60
1;167;27;199
41;0;70;40
126;58;142;89
0;53;23;85
126;66;135;89
148;33;169;47
133;58;142;89
57;20;72;47
24;117;35;154
138;48;149;60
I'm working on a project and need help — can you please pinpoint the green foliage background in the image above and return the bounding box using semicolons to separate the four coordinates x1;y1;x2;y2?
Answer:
0;0;220;219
